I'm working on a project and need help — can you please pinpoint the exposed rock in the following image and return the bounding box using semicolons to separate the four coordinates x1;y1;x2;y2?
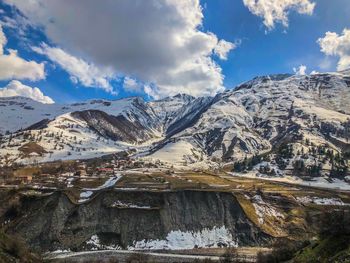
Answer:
3;190;270;252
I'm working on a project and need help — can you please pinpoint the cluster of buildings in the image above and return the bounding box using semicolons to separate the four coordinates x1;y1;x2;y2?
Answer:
0;156;163;187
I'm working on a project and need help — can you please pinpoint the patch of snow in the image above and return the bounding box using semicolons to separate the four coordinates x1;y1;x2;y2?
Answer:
229;172;350;191
78;176;122;203
294;98;349;123
148;141;198;165
85;175;122;191
128;226;237;250
300;177;350;191
66;177;74;188
111;201;152;209
78;191;93;203
86;235;121;250
252;195;284;224
296;196;349;206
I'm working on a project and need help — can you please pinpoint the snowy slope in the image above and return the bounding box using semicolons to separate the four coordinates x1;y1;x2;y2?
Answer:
0;96;164;165
0;70;350;173
148;93;196;132
147;70;350;168
0;96;160;135
0;111;162;165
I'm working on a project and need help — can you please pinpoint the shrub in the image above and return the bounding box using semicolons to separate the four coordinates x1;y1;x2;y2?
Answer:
256;239;306;263
318;209;350;238
0;231;42;262
125;253;150;263
220;247;239;263
256;251;275;263
4;200;21;221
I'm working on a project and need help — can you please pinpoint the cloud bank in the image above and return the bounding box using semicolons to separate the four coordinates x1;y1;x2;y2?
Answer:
0;25;45;81
123;77;142;93
33;44;116;93
243;0;315;29
4;0;236;98
0;80;54;104
318;28;350;71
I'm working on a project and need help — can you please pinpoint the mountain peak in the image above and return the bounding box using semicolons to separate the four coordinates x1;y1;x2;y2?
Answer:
173;93;195;100
338;68;350;76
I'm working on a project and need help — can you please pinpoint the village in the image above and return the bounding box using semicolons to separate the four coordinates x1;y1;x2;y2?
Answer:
0;154;168;190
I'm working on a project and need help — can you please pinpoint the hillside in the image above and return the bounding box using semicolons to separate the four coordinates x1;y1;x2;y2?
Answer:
0;70;349;188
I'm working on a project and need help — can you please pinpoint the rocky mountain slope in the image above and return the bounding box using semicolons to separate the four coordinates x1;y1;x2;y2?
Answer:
0;70;349;182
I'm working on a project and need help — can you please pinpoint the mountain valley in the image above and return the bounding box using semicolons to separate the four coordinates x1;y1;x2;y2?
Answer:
0;70;350;262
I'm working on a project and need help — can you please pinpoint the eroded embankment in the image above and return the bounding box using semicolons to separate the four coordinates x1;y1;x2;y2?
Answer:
0;189;272;252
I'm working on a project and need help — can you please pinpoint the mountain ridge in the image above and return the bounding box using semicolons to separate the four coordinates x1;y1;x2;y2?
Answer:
0;70;349;187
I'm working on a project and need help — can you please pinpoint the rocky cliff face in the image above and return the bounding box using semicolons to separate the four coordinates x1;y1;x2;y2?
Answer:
2;190;270;252
71;109;156;143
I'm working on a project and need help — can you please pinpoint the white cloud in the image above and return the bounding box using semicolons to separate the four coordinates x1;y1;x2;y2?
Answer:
123;77;142;92
243;0;315;30
0;80;54;104
32;44;116;93
0;25;45;81
293;64;307;75
4;0;234;98
0;25;6;51
144;84;160;100
318;29;350;71
150;56;225;97
214;40;238;60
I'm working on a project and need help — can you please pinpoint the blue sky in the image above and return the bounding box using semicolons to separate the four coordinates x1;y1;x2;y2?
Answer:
204;0;350;87
0;0;349;103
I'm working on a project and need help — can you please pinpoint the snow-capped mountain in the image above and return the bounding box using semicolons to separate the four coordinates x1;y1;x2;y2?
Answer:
0;96;161;136
1;70;349;176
